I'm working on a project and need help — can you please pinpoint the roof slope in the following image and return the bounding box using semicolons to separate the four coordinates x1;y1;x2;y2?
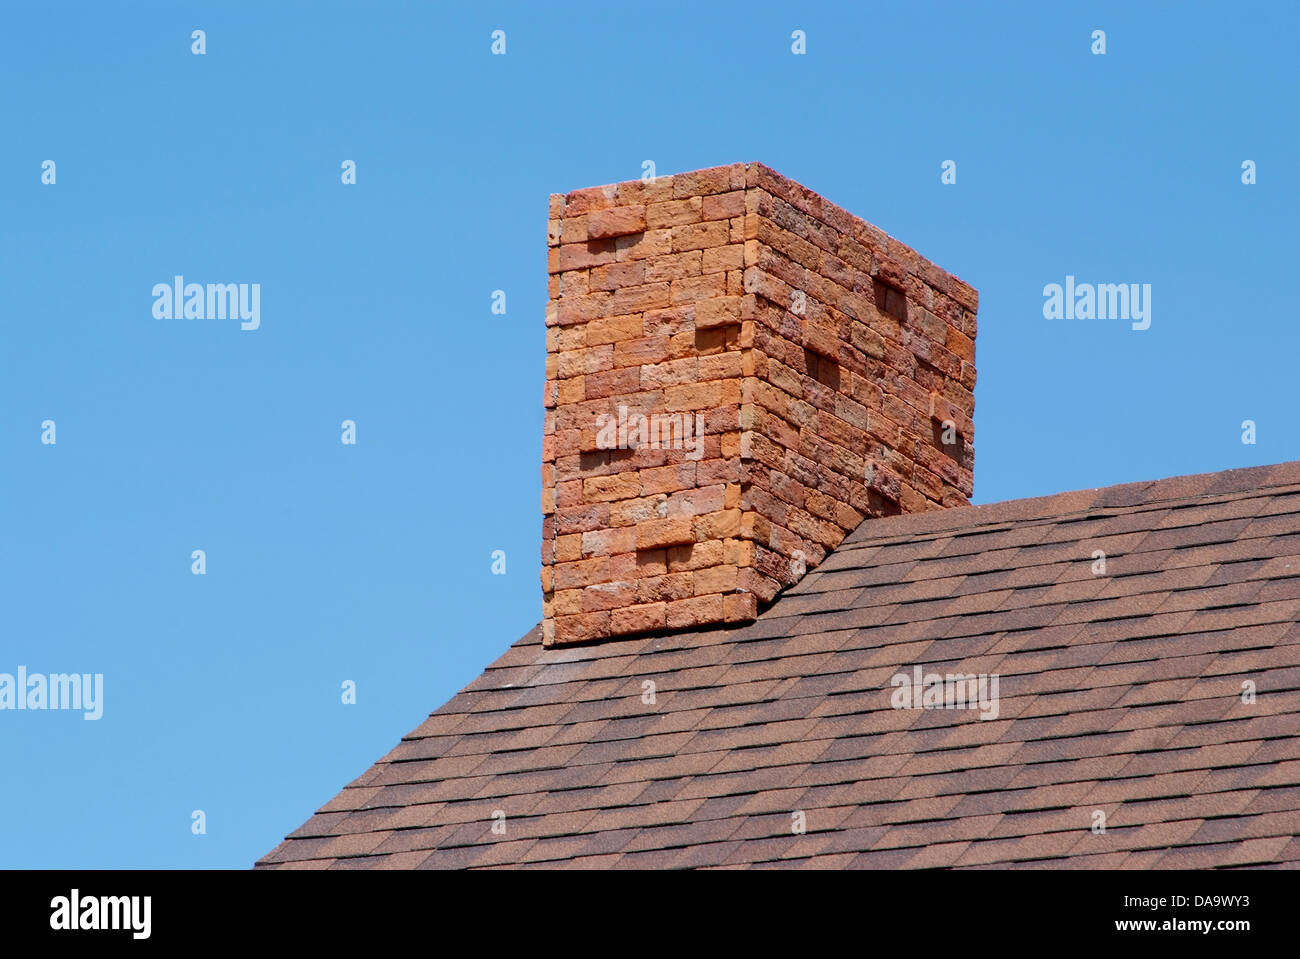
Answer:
259;461;1300;869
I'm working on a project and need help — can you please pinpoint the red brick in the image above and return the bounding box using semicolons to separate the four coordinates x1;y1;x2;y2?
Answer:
671;221;730;253
636;518;695;550
590;261;647;291
552;557;610;590
587;205;647;239
610;602;666;635
702;191;746;220
581;580;637;612
557;239;617;271
702;244;745;273
554;611;610;643
646;198;703;229
582;474;641;503
666;594;726;629
724;591;758;622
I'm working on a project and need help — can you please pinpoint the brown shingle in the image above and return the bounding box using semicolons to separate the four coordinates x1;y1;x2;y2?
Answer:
260;460;1300;870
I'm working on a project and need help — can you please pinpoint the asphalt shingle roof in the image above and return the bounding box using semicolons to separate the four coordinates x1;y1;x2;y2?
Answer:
259;461;1300;869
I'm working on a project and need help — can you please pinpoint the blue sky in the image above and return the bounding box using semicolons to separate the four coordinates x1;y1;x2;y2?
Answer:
1;1;1296;868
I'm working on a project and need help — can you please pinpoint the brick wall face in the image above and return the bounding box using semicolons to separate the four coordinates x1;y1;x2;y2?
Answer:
542;163;977;646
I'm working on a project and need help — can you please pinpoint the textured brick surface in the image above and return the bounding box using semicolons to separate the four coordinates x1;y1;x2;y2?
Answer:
261;462;1300;870
542;163;978;644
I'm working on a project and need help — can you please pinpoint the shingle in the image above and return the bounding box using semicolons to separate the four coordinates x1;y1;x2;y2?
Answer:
1149;836;1294;869
952;830;1087;866
671;840;748;869
261;460;1300;871
620;817;745;852
1188;810;1298;844
1106;818;1205;851
844;847;924;869
872;813;1003;849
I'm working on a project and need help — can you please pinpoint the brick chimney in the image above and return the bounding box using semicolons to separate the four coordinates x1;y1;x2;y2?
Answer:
541;163;977;646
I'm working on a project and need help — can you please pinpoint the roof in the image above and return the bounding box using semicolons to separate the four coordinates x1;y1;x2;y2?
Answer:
258;460;1300;869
